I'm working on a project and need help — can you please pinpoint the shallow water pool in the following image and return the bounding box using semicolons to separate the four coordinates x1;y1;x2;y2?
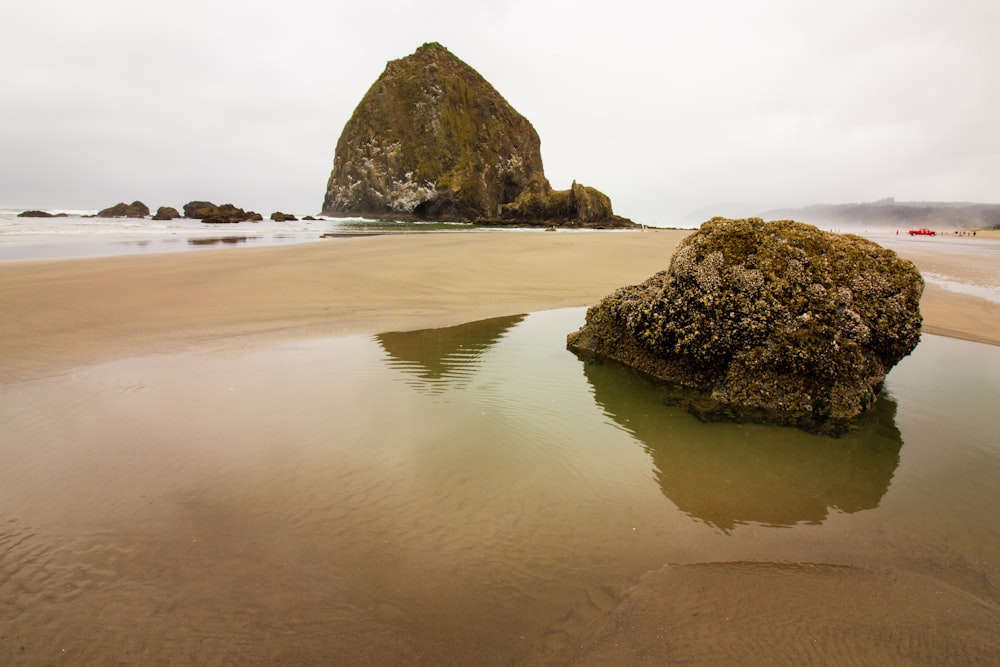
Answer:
1;308;998;663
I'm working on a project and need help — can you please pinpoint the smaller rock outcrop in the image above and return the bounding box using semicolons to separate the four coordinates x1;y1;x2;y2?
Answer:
98;201;150;218
567;217;924;436
152;206;181;220
17;210;65;218
183;201;262;224
183;201;218;219
270;212;298;222
497;180;630;227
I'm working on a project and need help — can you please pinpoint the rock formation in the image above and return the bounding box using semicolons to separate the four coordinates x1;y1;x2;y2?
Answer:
98;201;150;218
152;206;181;220
182;201;263;224
17;210;66;218
270;211;297;221
567;217;924;435
322;42;634;227
183;201;220;219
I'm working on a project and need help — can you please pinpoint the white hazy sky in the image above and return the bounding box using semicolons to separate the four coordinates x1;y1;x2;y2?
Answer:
1;0;997;225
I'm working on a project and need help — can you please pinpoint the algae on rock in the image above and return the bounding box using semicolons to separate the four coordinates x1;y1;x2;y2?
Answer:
567;217;924;435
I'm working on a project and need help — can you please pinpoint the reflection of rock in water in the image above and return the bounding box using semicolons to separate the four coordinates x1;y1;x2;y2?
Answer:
376;314;525;389
187;236;253;246
581;359;903;530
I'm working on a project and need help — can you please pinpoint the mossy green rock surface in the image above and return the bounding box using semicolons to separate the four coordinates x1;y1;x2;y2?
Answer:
567;218;924;435
322;42;633;227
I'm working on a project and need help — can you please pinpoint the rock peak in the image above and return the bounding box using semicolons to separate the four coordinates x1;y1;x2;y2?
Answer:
322;44;633;227
414;41;448;55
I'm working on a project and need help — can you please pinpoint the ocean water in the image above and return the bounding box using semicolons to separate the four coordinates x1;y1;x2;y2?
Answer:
0;209;482;261
1;308;998;663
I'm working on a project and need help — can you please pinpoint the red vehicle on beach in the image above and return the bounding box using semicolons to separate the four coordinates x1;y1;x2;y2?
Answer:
908;228;936;236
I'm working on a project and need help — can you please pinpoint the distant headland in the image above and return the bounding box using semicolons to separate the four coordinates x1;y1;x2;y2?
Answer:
762;198;1000;231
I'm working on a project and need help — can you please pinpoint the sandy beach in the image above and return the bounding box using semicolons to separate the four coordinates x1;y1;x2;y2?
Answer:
0;228;997;381
3;228;999;665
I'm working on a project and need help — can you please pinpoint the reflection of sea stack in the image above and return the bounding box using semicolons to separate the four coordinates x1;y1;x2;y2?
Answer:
377;314;525;388
580;359;902;529
323;42;634;227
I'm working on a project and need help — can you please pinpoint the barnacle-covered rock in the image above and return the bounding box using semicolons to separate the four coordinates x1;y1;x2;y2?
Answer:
567;217;924;435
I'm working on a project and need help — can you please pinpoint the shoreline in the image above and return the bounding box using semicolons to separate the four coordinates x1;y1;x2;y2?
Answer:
1;229;998;381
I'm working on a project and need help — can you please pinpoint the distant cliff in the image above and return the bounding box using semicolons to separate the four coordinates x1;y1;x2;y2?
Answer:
322;42;634;227
764;199;1000;230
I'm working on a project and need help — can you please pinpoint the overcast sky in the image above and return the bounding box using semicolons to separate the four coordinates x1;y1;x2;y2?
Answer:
2;0;997;225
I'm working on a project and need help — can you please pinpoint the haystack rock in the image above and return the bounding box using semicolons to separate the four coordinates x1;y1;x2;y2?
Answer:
567;218;924;436
322;42;634;227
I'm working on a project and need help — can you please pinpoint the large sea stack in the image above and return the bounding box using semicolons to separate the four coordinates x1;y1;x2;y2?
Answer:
322;42;633;227
567;218;924;436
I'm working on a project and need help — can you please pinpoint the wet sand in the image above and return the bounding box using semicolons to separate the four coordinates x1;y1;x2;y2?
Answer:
0;229;997;381
574;562;1000;665
2;230;1000;664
